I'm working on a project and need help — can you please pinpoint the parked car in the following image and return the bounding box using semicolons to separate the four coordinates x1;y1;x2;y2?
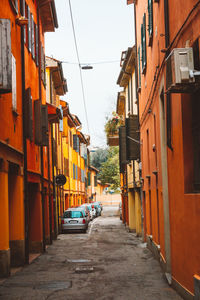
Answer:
81;203;94;220
91;202;102;216
98;201;103;211
79;205;90;223
61;208;88;233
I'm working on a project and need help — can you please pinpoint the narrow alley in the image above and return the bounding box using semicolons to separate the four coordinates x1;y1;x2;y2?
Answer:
0;206;182;300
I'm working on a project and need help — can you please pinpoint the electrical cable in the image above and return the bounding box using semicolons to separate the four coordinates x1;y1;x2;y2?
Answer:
68;0;90;134
61;60;120;65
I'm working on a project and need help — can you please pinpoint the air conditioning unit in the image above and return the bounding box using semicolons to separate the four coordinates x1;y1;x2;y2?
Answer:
166;48;200;93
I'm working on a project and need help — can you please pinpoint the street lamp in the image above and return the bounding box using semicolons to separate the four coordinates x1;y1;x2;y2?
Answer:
81;65;93;70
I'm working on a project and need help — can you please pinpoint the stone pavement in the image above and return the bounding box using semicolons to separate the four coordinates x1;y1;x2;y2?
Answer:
0;206;182;300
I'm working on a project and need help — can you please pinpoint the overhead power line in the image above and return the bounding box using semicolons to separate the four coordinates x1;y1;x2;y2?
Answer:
62;60;120;65
68;0;90;134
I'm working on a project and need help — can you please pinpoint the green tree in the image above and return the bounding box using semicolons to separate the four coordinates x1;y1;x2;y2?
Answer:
90;148;108;170
98;146;120;191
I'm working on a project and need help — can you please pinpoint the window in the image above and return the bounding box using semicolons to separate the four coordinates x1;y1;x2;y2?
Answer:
31;14;35;59
27;6;31;52
88;172;91;186
63;211;83;218
73;134;77;150
141;14;147;73
127;82;130;113
0;19;12;93
148;0;153;46
9;0;18;14
12;54;17;111
138;46;141;90
73;163;75;180
94;175;97;187
35;23;39;66
22;0;26;44
41;45;46;86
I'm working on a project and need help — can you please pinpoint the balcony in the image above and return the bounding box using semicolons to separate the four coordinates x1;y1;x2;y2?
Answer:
105;113;124;146
107;132;119;146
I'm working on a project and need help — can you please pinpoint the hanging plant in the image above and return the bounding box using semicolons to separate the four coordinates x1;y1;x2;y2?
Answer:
105;112;124;137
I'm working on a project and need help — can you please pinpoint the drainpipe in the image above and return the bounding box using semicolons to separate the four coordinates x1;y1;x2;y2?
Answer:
37;5;46;253
133;3;144;239
163;0;172;278
51;125;57;238
47;132;52;244
20;0;29;264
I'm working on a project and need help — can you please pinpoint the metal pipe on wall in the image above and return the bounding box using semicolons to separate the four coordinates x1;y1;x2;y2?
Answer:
20;0;29;264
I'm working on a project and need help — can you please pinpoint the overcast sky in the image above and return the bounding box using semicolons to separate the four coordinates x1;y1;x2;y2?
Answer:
45;0;135;148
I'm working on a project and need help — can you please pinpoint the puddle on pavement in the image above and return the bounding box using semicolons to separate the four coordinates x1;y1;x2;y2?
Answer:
67;259;91;263
34;281;72;290
75;267;94;273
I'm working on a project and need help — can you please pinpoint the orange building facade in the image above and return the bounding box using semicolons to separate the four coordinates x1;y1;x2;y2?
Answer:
131;0;200;298
0;0;58;276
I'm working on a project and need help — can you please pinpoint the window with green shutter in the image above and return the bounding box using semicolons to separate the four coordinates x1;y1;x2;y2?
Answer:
88;172;91;186
138;46;141;90
148;0;153;46
141;14;147;73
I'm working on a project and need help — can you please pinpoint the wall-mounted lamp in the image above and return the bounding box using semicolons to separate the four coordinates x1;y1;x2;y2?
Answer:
16;16;28;27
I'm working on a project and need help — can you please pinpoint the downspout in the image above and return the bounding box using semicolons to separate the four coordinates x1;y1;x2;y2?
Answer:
49;70;57;239
47;126;52;244
20;0;29;264
134;3;144;239
51;125;57;238
37;4;46;253
163;0;172;278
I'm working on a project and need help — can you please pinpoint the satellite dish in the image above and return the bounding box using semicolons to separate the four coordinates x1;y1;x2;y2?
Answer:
55;174;66;186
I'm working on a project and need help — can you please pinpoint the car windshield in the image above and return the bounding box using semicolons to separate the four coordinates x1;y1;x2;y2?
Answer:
63;211;83;218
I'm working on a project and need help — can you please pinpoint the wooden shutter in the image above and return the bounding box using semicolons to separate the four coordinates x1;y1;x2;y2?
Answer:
41;105;49;146
126;115;140;161
35;24;38;66
12;54;17;111
22;0;26;44
73;164;75;180
119;126;127;173
31;14;35;59
94;175;97;187
127;0;134;4
16;0;18;13
73;134;77;150
148;0;153;45
143;14;147;71
34;100;42;145
41;45;46;85
25;88;33;141
88;172;91;186
76;136;79;153
59;105;63;132
66;158;69;177
28;6;31;52
0;19;12;93
53;138;57;165
138;46;141;89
